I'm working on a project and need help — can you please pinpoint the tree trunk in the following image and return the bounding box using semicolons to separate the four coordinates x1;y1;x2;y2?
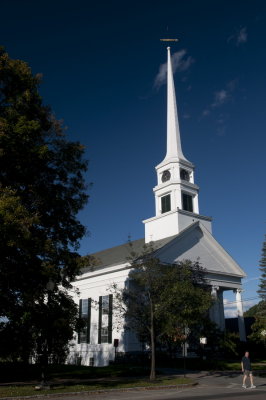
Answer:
149;300;156;380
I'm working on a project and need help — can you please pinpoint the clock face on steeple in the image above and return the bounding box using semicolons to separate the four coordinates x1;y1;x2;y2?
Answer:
161;170;171;183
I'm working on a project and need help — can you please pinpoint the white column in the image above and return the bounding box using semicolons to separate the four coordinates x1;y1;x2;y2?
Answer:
210;286;220;327
235;289;246;342
217;289;225;331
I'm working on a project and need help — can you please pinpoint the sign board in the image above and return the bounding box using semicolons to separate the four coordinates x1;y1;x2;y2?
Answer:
200;337;207;345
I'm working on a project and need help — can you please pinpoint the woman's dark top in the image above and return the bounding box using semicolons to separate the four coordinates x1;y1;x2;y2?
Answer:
242;356;251;371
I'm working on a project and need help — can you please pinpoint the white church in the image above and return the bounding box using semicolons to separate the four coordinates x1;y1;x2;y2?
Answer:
68;47;246;367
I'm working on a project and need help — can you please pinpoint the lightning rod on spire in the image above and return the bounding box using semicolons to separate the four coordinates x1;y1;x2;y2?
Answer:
160;38;179;42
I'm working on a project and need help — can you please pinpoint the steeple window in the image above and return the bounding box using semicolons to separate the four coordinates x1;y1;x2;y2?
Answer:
182;193;193;212
161;194;171;213
180;169;190;181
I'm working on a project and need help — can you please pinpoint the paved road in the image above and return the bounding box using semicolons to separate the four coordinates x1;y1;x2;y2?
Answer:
31;371;266;400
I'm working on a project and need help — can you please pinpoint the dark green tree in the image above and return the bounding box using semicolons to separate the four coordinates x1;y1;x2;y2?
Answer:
0;47;90;362
112;243;212;380
258;235;266;301
244;301;266;318
249;236;266;346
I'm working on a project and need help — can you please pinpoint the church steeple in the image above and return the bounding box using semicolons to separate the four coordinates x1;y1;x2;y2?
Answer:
143;46;212;243
165;46;187;162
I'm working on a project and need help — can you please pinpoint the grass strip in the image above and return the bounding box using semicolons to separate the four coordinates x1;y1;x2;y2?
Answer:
0;377;193;398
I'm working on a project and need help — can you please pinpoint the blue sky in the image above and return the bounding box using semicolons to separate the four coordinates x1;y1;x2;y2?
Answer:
1;0;265;315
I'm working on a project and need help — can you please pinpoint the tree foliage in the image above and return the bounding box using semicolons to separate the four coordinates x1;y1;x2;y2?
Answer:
249;236;266;347
244;301;265;318
112;243;212;380
258;235;266;301
0;47;90;362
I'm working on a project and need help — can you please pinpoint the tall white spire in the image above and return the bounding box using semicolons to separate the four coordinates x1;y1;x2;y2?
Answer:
165;46;187;162
143;45;213;243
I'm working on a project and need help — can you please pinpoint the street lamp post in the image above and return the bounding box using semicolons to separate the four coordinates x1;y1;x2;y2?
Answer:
182;327;190;378
200;337;207;360
35;279;54;390
113;339;119;363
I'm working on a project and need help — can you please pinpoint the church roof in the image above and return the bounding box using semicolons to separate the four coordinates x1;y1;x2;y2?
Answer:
153;221;246;278
82;234;178;273
82;221;246;280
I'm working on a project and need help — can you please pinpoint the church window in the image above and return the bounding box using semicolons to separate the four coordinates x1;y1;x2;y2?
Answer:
180;169;190;181
161;194;171;213
101;327;109;343
98;294;113;344
78;298;91;344
182;193;193;212
102;295;110;314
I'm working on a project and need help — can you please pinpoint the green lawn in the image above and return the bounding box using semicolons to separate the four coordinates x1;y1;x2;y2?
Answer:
168;358;266;371
0;364;150;383
0;377;193;398
211;360;266;371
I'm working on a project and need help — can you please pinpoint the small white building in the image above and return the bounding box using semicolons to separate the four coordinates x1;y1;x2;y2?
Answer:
68;47;246;367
